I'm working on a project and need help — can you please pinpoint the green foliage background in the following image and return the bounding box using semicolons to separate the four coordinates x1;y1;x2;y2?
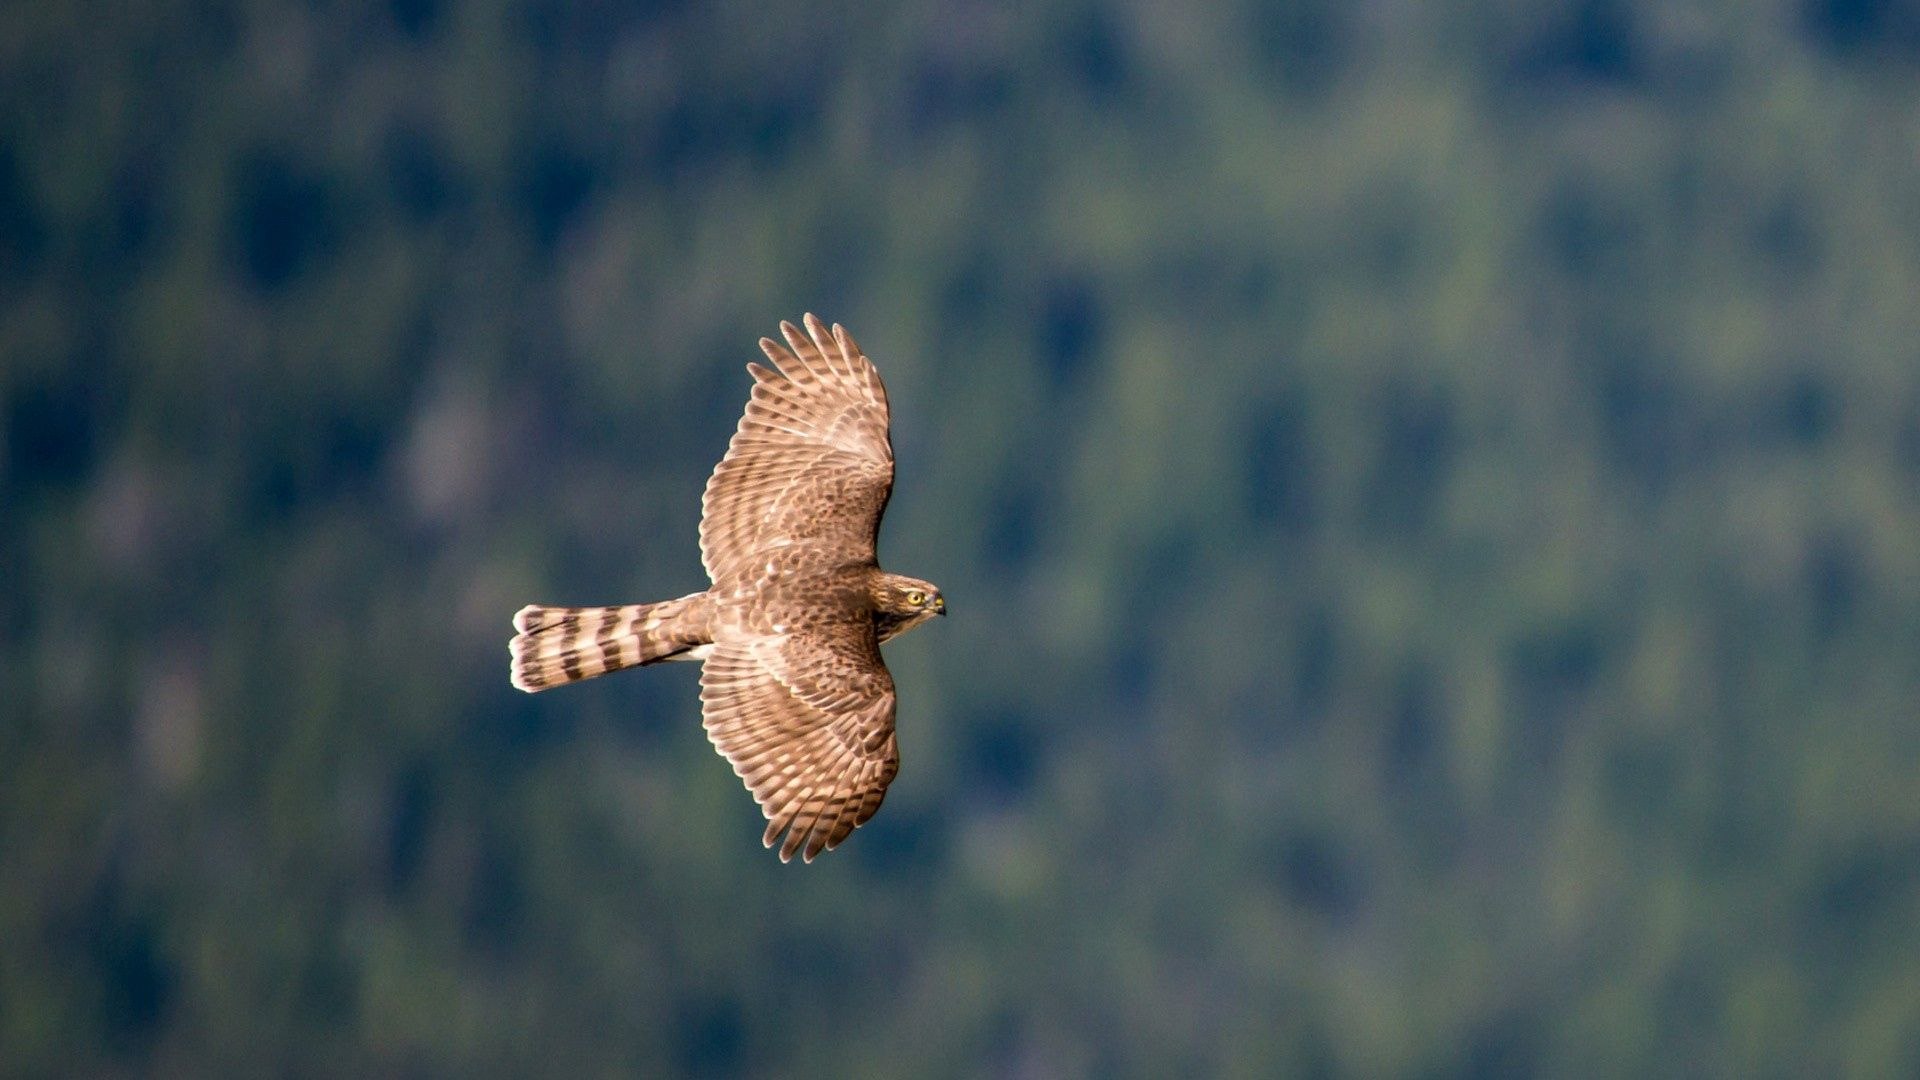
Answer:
5;1;1920;1075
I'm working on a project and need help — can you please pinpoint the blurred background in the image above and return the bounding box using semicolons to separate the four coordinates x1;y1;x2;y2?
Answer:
5;0;1920;1075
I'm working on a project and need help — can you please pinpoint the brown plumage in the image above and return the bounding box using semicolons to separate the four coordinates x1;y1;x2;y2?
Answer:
509;314;945;863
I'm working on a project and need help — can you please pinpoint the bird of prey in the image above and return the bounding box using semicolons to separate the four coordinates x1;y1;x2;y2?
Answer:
509;315;945;862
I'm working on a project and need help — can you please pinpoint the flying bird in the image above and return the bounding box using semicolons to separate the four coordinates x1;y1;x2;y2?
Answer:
509;315;945;862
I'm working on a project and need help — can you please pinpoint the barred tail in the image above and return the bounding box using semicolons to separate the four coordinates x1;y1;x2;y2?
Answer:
509;593;713;692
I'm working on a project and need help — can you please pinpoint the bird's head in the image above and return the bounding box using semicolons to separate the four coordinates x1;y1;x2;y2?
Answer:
873;573;946;641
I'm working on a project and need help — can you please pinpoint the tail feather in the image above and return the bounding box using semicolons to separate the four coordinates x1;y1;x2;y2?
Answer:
509;593;712;692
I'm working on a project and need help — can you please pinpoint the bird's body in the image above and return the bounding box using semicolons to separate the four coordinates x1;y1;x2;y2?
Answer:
509;315;943;862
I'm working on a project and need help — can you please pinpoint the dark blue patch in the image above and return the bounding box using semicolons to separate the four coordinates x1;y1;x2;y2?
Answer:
674;995;746;1076
230;150;337;289
1245;399;1316;534
5;377;100;490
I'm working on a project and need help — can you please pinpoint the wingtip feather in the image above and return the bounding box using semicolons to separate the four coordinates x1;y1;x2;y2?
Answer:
758;337;792;371
832;323;862;361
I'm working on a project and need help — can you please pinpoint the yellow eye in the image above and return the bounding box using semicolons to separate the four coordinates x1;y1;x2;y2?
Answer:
905;590;925;606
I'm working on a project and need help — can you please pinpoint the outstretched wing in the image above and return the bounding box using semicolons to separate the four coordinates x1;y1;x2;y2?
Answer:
700;314;893;583
698;626;900;863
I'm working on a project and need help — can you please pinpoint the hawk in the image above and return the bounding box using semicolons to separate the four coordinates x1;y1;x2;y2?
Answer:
509;314;945;862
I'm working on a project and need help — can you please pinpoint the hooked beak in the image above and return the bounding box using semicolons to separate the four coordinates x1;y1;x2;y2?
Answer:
934;597;946;615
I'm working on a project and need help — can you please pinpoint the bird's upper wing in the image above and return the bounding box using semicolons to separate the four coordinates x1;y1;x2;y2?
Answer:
698;622;900;862
700;314;893;583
